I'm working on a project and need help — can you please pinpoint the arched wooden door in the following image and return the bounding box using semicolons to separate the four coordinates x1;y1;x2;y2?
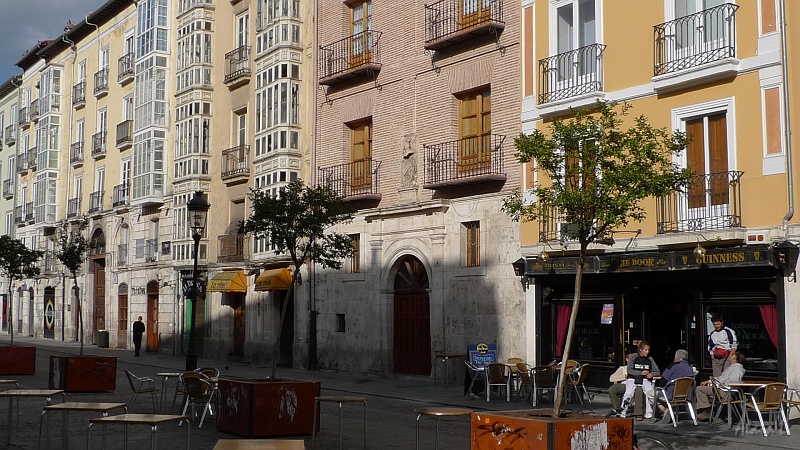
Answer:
118;283;129;348
393;256;431;375
91;229;107;344
146;280;159;352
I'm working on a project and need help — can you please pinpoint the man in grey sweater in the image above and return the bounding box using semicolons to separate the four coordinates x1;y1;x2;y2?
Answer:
694;350;746;420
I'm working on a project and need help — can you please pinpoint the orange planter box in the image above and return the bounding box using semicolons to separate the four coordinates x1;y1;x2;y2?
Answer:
471;409;632;450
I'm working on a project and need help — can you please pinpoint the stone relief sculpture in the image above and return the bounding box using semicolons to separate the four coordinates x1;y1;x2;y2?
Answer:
401;134;418;187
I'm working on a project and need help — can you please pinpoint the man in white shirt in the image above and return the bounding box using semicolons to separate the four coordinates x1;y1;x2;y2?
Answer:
695;350;746;421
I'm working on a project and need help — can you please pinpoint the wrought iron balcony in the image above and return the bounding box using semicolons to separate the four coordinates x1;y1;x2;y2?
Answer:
118;53;135;84
424;0;505;51
656;171;743;234
40;251;58;274
654;3;738;76
14;205;24;224
221;144;250;182
26;148;36;171
18;107;29;128
145;239;158;262
17;152;27;174
112;183;130;208
224;45;251;88
218;233;247;263
67;198;81;218
319;31;382;85
88;190;104;213
423;133;506;189
318;159;382;202
70;141;84;166
2;179;12;199
4;125;15;145
92;131;107;158
25;202;34;223
72;81;86;108
116;120;133;149
94;68;109;97
117;244;128;266
538;43;606;105
29;100;39;122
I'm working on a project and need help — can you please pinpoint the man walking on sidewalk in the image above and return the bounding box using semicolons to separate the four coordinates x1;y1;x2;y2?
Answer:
132;316;145;356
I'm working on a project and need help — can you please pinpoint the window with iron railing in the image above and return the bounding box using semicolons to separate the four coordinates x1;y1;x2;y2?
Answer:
94;68;109;95
92;132;107;157
70;141;84;165
117;244;128;266
72;82;86;106
224;46;251;83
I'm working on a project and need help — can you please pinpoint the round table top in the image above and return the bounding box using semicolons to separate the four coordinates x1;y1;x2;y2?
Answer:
156;372;183;377
414;407;474;416
315;395;367;403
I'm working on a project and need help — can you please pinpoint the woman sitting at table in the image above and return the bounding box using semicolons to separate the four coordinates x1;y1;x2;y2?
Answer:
694;350;746;421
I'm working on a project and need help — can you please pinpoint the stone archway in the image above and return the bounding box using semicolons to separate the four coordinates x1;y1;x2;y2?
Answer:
392;255;431;375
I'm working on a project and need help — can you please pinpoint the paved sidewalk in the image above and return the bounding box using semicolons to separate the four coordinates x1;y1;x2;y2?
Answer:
0;335;797;449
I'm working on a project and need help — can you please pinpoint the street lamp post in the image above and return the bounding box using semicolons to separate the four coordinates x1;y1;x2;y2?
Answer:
185;191;210;371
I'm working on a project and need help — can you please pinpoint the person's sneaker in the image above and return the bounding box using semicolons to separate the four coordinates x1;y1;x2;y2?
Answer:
696;410;711;421
644;413;653;419
619;409;627;418
606;410;619;418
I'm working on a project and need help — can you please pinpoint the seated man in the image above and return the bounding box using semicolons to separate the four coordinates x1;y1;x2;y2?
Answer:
694;349;746;421
621;341;660;420
649;349;695;417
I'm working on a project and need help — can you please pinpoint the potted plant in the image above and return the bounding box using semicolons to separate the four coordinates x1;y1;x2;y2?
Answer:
0;235;43;375
485;101;691;449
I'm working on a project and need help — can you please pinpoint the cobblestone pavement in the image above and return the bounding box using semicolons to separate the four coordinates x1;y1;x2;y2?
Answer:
0;335;797;449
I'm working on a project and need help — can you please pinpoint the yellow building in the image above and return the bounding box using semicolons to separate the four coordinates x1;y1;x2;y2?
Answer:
519;0;798;388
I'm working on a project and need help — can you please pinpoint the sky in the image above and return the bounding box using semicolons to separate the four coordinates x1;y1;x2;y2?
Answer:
0;0;107;82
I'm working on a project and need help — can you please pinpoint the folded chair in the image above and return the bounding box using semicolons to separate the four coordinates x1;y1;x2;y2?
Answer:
485;363;512;402
744;382;790;436
709;377;745;429
125;370;159;413
653;376;697;427
464;361;486;399
179;371;217;428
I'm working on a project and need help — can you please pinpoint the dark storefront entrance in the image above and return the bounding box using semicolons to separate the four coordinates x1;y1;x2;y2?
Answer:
527;244;793;389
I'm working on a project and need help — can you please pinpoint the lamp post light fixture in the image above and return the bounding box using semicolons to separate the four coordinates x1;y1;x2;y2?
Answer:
185;190;210;371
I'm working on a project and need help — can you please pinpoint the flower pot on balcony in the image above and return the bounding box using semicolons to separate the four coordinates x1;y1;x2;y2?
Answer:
216;377;321;437
0;346;36;375
471;409;632;450
48;355;117;392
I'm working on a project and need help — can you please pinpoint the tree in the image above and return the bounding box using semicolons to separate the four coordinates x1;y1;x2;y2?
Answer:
502;101;692;418
0;235;43;346
244;180;356;379
54;217;91;355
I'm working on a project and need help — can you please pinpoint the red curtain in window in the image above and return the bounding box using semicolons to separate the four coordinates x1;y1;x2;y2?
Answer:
556;304;572;357
759;305;779;349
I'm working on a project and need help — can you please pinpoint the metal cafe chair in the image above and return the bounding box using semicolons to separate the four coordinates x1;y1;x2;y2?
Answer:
744;382;790;436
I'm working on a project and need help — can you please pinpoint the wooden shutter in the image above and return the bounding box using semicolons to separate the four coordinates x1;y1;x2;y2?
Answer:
686;118;706;209
708;113;729;206
350;121;372;189
458;90;491;173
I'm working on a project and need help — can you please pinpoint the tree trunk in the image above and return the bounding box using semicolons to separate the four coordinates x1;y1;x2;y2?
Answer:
552;246;586;418
7;281;13;347
269;270;298;379
73;277;83;355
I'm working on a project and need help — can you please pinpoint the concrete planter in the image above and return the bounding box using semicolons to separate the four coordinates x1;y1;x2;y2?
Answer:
216;378;321;437
48;355;117;392
0;346;36;375
471;409;632;450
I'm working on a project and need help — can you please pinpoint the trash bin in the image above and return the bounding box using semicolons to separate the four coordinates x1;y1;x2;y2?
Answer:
97;330;109;348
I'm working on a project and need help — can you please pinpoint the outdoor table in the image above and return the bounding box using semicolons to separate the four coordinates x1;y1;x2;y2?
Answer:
312;395;367;450
414;406;473;450
156;372;183;412
0;388;65;445
38;401;127;450
214;439;306;449
433;353;467;385
87;413;189;450
0;380;19;390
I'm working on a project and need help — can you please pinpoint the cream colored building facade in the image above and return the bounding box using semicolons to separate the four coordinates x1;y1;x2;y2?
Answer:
519;0;800;389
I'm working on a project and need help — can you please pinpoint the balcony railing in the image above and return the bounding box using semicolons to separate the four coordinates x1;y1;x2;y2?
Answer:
2;179;12;199
29;100;39;121
656;171;743;234
25;202;34;223
224;45;251;86
17;152;27;173
319;31;382;85
40;251;58;274
423;0;505;50
70;141;84;166
117;244;128;266
423;133;506;189
88;190;104;213
26;148;36;171
538;43;606;105
145;239;158;262
14;205;24;224
118;53;135;84
221;144;251;181
116;120;133;149
94;68;109;96
18;107;28;127
92;132;107;158
112;183;129;208
318;159;382;201
72;81;86;107
654;3;738;76
67;198;81;218
4;125;15;145
218;233;247;262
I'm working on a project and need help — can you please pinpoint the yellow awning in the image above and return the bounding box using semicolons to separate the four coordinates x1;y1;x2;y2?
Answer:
207;270;248;293
255;268;293;291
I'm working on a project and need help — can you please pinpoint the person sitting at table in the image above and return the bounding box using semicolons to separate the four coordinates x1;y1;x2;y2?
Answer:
694;349;746;421
621;341;660;420
607;352;643;418
649;349;695;418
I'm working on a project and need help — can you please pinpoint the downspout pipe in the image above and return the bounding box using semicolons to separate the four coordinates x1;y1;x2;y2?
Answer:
308;0;319;371
10;74;22;240
780;0;794;230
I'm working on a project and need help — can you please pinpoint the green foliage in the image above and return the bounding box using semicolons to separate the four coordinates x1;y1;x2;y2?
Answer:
244;180;356;269
0;235;43;281
55;217;91;276
502;100;692;246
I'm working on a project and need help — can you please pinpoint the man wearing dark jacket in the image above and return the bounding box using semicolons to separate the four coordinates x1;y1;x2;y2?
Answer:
132;316;145;356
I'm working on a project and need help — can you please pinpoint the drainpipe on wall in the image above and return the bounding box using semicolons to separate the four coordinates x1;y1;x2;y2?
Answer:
308;0;320;372
10;74;22;240
780;0;794;232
